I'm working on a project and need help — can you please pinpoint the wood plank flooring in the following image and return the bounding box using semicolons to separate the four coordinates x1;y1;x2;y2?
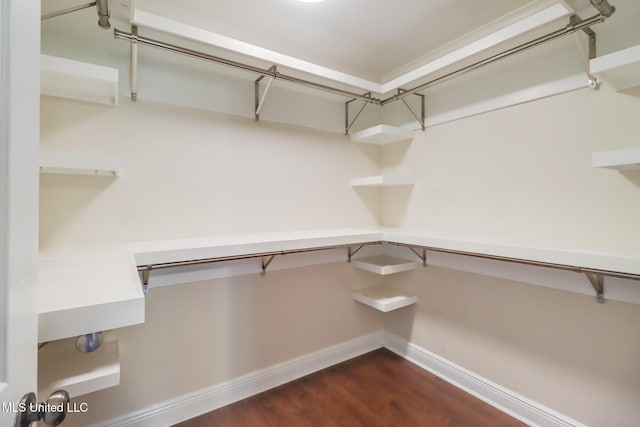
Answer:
175;349;526;427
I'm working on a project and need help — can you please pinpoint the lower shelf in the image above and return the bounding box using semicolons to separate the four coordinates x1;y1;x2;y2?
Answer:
353;285;417;312
38;338;120;398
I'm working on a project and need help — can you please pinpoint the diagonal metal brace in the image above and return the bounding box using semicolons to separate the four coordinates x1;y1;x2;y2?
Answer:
408;247;427;267
261;255;276;275
348;245;365;262
255;65;277;120
585;272;604;303
140;267;151;294
397;88;426;131
345;93;373;135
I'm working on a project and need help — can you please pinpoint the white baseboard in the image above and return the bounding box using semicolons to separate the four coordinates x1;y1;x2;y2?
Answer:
103;332;385;427
384;333;586;427
102;331;584;427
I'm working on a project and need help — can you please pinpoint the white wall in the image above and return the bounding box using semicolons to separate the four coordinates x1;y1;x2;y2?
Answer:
386;266;640;427
38;10;640;427
40;97;380;245
380;85;640;256
60;263;384;427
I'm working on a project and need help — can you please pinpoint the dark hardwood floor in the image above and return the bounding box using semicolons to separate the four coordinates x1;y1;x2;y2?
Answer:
175;348;526;427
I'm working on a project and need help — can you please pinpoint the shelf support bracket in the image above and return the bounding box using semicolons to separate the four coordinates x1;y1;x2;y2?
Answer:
397;89;426;131
569;15;598;90
348;245;365;262
140;266;151;294
130;25;139;100
255;66;277;121
407;247;427;267
585;272;605;303
345;93;372;135
261;255;276;275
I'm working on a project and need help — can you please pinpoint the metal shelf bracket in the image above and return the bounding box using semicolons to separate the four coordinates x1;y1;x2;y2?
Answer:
130;25;139;100
140;266;151;294
397;89;426;131
348;245;365;262
569;14;599;90
407;246;427;267
261;254;277;275
585;272;605;303
345;93;373;135
255;65;277;120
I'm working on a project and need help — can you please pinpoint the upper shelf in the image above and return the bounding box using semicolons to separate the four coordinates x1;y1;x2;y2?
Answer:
40;54;119;105
590;45;640;95
592;147;640;171
351;125;414;145
39;151;121;176
38;247;145;343
351;255;417;275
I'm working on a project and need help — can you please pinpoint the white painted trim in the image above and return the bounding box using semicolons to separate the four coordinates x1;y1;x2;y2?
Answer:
130;2;571;96
421;73;587;128
384;333;587;427
380;3;572;93
94;330;587;427
101;332;384;427
131;9;382;94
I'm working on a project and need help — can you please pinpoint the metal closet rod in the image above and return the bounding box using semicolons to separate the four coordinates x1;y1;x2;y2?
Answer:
113;29;382;105
380;12;605;105
136;241;384;272
135;240;640;282
114;11;608;109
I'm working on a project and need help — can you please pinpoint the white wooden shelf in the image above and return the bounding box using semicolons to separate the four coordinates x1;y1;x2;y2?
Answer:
590;45;640;95
353;285;417;312
351;255;417;275
351;125;414;145
38;247;145;343
41;54;119;105
39;151;121;176
351;175;413;187
38;339;120;398
592;147;640;170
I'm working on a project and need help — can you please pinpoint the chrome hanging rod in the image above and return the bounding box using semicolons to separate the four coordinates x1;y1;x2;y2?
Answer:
113;28;382;105
42;0;111;29
380;12;606;106
136;241;384;273
42;2;96;20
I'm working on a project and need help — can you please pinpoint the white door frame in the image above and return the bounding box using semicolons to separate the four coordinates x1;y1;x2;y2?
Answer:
0;0;41;424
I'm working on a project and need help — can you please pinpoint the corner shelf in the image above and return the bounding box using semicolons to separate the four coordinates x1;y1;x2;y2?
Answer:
38;339;120;398
353;284;417;312
590;45;640;94
351;255;417;275
39;151;121;176
592;147;640;170
41;54;119;105
351;125;414;145
351;175;413;187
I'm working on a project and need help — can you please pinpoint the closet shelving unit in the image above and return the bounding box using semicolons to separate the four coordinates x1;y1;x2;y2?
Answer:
351;255;418;312
39;339;120;398
39;54;131;398
40;54;122;177
41;54;119;105
350;125;415;188
590;44;640;94
592;147;640;170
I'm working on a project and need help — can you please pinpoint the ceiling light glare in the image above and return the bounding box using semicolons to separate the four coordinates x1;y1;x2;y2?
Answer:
297;0;325;3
